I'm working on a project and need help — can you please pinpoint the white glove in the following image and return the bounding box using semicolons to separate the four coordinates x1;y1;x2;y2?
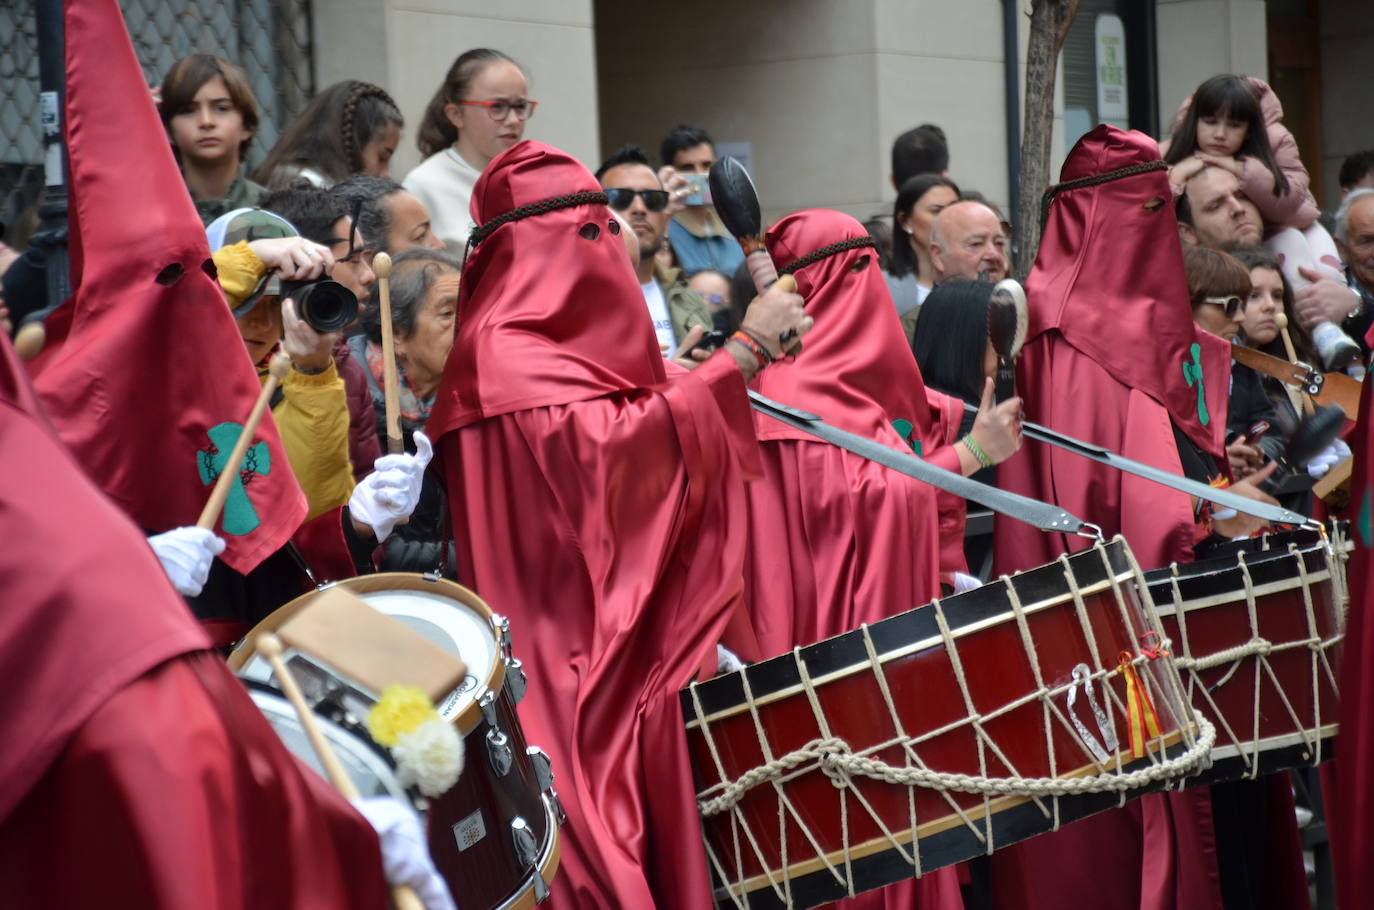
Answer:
716;643;745;675
352;797;457;910
148;526;225;597
1306;438;1351;478
349;432;434;542
952;572;984;593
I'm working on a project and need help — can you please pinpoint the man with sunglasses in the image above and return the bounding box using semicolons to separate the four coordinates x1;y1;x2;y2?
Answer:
596;144;712;355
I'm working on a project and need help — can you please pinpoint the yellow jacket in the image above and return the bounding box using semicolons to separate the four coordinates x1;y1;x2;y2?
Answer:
214;241;355;519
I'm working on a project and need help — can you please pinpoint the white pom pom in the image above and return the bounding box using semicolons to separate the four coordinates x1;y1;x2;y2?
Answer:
393;718;465;798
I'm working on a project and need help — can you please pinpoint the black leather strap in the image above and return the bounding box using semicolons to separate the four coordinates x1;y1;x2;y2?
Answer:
749;391;1091;537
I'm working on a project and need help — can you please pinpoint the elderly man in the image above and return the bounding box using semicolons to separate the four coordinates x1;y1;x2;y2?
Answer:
596;144;712;353
899;199;1009;342
930;199;1009;282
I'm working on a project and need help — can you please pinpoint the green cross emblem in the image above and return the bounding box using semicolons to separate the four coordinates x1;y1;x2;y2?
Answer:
1359;490;1372;549
1181;343;1209;426
197;421;269;535
892;419;923;456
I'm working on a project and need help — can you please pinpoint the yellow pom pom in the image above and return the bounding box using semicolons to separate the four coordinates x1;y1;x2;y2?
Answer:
366;684;440;747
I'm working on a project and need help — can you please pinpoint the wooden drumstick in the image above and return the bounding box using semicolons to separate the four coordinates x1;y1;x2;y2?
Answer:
1275;312;1316;416
372;252;404;456
197;353;292;530
257;633;427;910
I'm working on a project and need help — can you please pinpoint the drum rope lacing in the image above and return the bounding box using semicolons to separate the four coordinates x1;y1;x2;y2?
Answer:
1166;529;1347;778
687;539;1213;906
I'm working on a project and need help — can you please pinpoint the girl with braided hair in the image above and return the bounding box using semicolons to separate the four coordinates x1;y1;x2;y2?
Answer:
252;80;403;190
403;48;534;250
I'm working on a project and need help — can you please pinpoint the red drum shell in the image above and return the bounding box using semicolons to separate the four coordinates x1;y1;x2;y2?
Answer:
1145;526;1347;783
682;537;1201;909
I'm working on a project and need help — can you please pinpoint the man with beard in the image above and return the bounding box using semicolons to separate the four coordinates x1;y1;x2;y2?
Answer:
597;144;712;353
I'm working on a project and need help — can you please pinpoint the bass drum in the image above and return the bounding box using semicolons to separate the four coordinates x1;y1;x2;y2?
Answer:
232;573;561;909
1144;524;1349;784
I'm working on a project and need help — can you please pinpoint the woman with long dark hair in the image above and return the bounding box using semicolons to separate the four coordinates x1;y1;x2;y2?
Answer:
885;173;959;317
252;80;403;189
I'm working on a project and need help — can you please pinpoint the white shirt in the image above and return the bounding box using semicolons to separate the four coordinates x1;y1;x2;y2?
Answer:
641;279;675;357
402;148;481;252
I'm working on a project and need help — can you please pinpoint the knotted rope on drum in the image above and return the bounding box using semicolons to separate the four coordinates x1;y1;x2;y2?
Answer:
698;719;1216;815
686;539;1212;906
1166;534;1346;777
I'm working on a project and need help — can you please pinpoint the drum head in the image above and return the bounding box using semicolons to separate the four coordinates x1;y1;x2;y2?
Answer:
231;573;504;731
246;681;410;803
355;586;497;722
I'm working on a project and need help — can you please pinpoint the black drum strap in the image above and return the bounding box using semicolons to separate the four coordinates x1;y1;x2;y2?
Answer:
748;391;1091;537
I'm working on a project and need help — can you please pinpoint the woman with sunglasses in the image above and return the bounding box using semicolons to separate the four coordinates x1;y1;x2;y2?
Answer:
405;48;535;251
1182;245;1285;483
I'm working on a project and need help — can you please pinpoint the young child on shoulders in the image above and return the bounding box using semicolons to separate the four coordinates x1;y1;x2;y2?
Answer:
1163;74;1356;368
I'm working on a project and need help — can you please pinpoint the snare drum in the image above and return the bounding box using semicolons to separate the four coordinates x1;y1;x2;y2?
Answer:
682;537;1210;909
232;573;561;910
1144;525;1349;785
246;679;410;802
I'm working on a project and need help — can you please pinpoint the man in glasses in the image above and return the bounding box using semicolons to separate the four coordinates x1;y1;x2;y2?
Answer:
259;188;383;485
596;144;712;355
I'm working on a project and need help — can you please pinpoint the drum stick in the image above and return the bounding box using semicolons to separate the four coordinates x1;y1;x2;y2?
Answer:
1275;313;1315;416
372;252;404;456
256;633;427;910
197;353;291;530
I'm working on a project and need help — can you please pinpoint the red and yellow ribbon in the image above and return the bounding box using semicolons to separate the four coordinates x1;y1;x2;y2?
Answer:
1119;651;1162;758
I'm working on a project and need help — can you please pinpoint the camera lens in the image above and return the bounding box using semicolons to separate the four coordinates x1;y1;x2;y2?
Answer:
281;279;359;333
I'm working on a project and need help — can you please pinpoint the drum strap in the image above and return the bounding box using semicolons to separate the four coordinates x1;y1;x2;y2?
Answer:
748;391;1091;536
964;403;1313;527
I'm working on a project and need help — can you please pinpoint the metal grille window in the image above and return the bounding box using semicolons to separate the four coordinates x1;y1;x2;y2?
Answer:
1;0;313;246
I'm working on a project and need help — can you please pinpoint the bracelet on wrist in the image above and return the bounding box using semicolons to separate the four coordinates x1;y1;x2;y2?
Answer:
736;327;779;363
962;433;994;469
729;330;772;368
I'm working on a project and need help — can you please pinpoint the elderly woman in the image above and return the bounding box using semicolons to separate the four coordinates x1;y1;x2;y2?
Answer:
349;247;460;573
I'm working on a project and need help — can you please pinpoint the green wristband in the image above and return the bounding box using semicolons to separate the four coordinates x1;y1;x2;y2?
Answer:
962;433;993;469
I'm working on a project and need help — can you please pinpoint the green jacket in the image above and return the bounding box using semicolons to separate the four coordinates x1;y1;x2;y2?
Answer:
656;262;714;348
193;173;269;227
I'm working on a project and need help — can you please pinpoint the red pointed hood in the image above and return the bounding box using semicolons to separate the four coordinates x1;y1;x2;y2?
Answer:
28;0;305;573
758;209;932;448
1028;125;1229;455
427;141;665;439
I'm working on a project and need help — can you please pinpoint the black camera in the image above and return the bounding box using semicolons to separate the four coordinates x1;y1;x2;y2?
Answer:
281;279;359;333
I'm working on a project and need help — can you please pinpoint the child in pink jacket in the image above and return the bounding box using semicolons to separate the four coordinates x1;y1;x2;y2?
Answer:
1163;74;1355;368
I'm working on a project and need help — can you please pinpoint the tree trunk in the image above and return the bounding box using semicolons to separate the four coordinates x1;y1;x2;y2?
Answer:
1014;0;1080;277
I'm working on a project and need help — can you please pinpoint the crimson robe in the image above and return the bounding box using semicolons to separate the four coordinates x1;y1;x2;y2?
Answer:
745;210;947;655
986;126;1240;910
0;333;386;908
427;141;762;908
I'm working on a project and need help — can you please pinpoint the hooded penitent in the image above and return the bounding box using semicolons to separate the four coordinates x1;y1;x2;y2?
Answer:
995;124;1231;573
427;140;762;909
747;209;963;910
746;210;942;642
27;0;304;574
984;124;1310;910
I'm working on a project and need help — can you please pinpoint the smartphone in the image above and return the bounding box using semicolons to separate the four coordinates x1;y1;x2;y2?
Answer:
1243;421;1270;446
693;330;729;353
681;172;711;206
